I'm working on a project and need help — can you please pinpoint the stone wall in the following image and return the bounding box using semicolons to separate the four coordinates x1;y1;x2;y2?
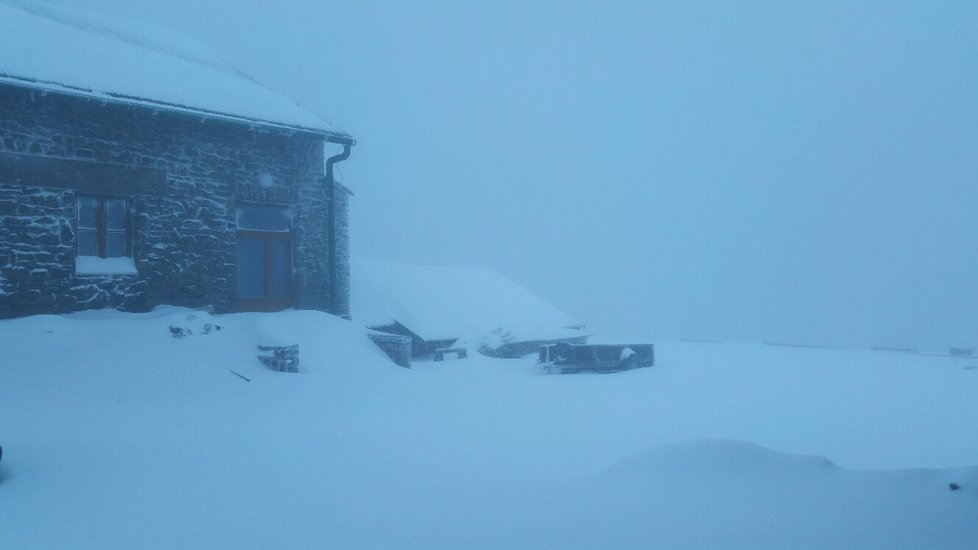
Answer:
332;186;352;319
368;320;458;359
367;332;412;369
0;83;346;318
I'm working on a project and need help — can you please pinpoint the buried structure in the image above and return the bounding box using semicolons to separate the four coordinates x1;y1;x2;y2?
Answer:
539;342;655;374
352;257;588;364
0;2;354;319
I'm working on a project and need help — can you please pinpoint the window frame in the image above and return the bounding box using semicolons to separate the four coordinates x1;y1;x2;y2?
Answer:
76;194;132;259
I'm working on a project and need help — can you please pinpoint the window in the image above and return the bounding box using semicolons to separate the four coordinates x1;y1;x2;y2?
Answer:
76;195;136;276
77;195;131;258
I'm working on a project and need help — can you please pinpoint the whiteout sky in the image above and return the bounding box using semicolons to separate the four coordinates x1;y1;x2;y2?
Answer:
52;0;978;350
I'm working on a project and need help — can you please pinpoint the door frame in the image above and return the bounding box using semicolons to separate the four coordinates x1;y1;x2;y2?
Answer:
235;229;293;312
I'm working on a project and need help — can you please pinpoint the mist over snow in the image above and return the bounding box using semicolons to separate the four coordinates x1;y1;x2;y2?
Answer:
47;0;978;350
4;3;978;547
2;309;978;548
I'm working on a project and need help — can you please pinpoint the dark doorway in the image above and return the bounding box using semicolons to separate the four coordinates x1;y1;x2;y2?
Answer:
235;204;292;311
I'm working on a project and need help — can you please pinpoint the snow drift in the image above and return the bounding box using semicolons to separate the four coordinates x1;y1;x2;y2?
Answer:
1;308;977;548
352;257;587;353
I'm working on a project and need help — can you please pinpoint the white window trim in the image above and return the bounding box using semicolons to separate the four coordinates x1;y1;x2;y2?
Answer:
75;255;138;276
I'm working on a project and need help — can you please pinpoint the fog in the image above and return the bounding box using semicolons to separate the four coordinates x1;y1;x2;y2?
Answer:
60;0;978;350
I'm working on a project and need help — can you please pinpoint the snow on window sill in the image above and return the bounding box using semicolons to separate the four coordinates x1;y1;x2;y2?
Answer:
75;256;138;276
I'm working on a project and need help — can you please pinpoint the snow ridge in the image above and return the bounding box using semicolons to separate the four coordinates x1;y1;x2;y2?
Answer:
0;0;344;135
4;0;228;71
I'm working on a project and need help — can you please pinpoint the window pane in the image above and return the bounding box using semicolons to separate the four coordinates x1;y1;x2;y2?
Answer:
106;198;126;230
78;229;98;256
236;238;266;298
106;231;127;258
78;196;99;229
270;239;290;298
236;204;290;231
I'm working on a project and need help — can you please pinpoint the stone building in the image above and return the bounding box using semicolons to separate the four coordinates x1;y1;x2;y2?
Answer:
0;2;354;319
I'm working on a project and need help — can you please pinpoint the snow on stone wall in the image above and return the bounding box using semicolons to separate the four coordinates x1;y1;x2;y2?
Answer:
0;83;345;318
366;331;412;368
333;187;352;318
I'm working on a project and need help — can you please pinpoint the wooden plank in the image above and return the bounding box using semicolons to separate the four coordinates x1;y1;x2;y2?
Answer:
0;151;166;196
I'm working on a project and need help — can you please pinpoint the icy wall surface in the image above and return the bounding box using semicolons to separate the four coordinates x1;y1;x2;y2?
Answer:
0;84;346;317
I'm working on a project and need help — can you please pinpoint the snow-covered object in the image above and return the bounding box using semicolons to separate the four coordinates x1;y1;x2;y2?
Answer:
162;309;223;339
352;256;586;345
0;1;345;136
2;310;978;547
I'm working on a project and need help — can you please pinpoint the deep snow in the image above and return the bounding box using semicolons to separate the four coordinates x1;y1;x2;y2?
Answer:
0;1;340;133
1;308;977;548
352;257;586;345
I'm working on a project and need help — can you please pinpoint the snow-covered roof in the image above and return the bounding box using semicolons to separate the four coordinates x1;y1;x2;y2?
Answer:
0;1;349;140
352;257;586;344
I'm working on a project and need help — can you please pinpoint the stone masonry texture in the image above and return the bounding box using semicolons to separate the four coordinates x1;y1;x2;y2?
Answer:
0;83;349;318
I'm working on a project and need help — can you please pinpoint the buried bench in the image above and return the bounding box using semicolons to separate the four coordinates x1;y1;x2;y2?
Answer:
539;342;654;374
257;344;299;373
434;347;468;361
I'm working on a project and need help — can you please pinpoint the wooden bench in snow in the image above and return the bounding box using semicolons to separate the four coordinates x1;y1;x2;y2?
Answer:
434;347;468;361
257;344;299;373
538;342;654;374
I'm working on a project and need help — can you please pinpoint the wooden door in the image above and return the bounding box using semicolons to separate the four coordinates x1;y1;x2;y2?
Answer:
235;204;293;312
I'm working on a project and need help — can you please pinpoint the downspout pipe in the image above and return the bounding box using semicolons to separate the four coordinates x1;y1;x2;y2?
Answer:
325;136;354;317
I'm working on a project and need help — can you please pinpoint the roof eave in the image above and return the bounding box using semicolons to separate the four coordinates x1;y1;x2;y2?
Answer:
0;74;355;144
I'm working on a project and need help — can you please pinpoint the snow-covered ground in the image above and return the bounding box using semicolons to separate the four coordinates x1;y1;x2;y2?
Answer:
2;308;977;548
